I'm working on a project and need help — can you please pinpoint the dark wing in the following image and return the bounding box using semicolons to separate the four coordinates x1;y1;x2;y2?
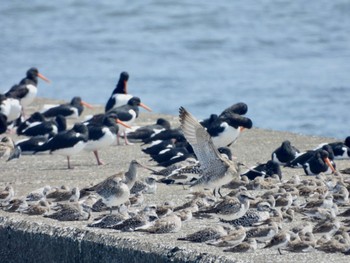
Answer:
105;96;116;112
43;105;74;118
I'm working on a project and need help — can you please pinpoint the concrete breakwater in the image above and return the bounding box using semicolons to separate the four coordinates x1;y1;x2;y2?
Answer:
0;98;349;263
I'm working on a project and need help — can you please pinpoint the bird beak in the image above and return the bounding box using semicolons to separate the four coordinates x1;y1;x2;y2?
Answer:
116;119;131;129
324;157;336;174
37;73;51;83
81;101;93;109
239;127;245;132
140;103;152;112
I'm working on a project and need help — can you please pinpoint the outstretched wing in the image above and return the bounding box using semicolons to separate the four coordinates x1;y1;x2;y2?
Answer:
179;107;226;176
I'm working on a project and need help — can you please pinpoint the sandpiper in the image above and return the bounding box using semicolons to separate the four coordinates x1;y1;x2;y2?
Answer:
223;238;257;253
135;213;182;234
178;225;230;243
179;107;241;196
207;225;246;247
264;231;291;255
44;202;90;221
199;192;254;221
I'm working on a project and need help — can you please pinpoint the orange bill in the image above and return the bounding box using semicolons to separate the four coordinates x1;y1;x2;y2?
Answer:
37;73;51;83
239;127;245;132
81;101;93;109
324;157;336;174
116;119;131;129
140;102;152;112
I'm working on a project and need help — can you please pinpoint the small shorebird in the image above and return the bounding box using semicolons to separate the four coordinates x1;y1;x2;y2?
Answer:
179;106;241;196
223;238;257;253
178;225;230;243
0;136;21;161
246;222;279;242
199;192;254;221
46;186;80;202
22;200;51;216
45;202;90;221
88;209;129;229
26;185;51;202
95;177;130;214
207;225;246;247
0;185;15;204
264;231;291;255
135;213;182;234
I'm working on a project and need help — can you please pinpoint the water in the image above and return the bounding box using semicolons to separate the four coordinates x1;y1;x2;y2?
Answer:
1;1;350;139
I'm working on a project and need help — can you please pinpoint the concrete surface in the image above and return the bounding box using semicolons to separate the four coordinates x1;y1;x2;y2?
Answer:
0;98;349;263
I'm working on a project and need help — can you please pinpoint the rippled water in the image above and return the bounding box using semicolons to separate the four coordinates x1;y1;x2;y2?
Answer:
1;1;350;139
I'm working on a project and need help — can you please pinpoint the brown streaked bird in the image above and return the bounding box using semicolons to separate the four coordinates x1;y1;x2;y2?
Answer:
178;225;230;243
264;231;291;255
207;225;246;247
179;107;241;196
0;185;15;204
0;136;21;161
223;238;257;253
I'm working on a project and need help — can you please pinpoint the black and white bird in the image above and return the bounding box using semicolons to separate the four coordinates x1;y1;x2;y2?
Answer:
0;94;22;124
84;113;131;165
303;150;336;175
107;97;152;145
17;113;66;138
241;160;282;180
206;111;253;148
105;71;132;112
126;118;171;142
42;96;93;119
285;145;334;168
271;140;300;164
5;68;50;112
315;137;350;160
34;123;88;169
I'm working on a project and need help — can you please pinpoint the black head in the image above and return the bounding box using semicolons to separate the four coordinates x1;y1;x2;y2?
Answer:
265;160;282;179
221;113;253;129
26;67;39;78
119;71;129;82
114;72;129;94
72;123;88;134
318;150;329;159
70;97;82;105
29;112;45;122
127;97;141;106
220;102;248;117
345;136;350;148
156;118;171;129
321;144;334;160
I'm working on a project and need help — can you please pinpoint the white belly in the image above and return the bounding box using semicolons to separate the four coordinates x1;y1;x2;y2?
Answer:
52;141;86;156
21;84;37;107
84;129;116;151
212;125;240;148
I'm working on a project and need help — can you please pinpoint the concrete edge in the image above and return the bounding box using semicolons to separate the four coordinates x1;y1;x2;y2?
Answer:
0;215;236;263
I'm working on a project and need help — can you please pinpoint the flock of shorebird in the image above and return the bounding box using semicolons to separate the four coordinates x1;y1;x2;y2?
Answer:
1;68;350;256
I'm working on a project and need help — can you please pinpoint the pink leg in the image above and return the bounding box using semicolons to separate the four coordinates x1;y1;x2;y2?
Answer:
93;150;104;165
124;131;133;145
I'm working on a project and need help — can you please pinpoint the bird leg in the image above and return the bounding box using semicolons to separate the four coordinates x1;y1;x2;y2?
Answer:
124;131;133;145
93;150;104;165
67;156;73;169
218;188;223;198
278;248;283;255
117;133;121;145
